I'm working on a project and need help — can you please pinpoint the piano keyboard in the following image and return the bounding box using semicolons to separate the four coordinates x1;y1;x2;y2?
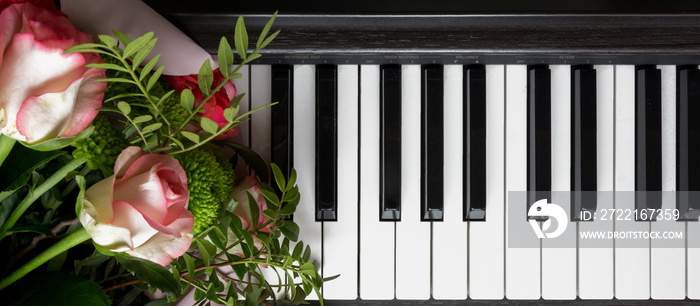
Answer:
140;3;700;301
230;63;700;301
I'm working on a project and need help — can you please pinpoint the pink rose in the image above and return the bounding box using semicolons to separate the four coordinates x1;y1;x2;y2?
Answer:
0;3;106;144
78;147;194;266
165;69;239;140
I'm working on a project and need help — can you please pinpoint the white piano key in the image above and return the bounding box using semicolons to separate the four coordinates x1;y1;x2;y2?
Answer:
541;65;576;300
577;65;614;299
359;65;395;300
322;65;359;300
395;65;431;299
292;65;321;300
650;65;685;299
614;65;650;299
432;65;467;300
468;65;505;300
505;65;540;300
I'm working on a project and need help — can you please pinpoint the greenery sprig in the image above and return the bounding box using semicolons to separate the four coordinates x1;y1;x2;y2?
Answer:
65;13;280;156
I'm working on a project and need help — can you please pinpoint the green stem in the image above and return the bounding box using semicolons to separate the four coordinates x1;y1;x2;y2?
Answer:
0;227;90;290
0;157;87;240
0;135;17;169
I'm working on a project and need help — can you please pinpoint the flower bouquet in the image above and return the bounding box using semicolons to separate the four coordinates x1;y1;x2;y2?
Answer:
0;0;328;305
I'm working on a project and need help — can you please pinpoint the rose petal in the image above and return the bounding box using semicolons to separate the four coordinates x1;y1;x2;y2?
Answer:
84;174;115;223
0;33;86;141
126;214;194;266
118;154;187;185
111;200;159;249
113;166;169;223
113;146;145;178
15;69;103;143
58;68;106;137
79;197;132;252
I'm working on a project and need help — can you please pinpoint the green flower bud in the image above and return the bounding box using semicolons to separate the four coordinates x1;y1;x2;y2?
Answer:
175;143;235;233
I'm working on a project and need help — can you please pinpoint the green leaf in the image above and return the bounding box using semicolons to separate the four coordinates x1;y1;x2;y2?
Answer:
112;30;133;46
271;163;286;192
132;38;157;69
259;189;280;206
323;274;341;282
147;66;165;92
195;239;217;267
183;253;195;282
292;242;303;259
104;92;144;103
302;244;311;262
247;192;259;230
180;131;200;144
300;262;316;276
217;37;233;77
86;62;129;73
132;115;152;124
0;146;63;201
234;16;248;60
279;221;299;241
6;272;109;306
141;123;163;134
200;117;218;134
180;89;195;112
95;77;137;85
197;60;213;97
228;92;244;108
286;168;297;192
114;253;179;297
258;30;280;50
223;107;237;123
262;209;276;221
256;11;277;48
123;32;154;59
67;43;106;52
21;126;94;151
279;199;298;215
207;230;225;250
243;53;262;64
117;101;131;115
140;54;161;81
240;230;256;257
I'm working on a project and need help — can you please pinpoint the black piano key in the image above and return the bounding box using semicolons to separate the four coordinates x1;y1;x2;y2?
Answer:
571;66;598;221
316;65;338;221
464;65;487;221
677;67;700;220
380;65;401;221
527;65;551;220
635;66;662;216
271;65;293;193
421;65;444;221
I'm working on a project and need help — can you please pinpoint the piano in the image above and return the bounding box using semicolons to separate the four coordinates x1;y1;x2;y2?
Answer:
146;0;700;303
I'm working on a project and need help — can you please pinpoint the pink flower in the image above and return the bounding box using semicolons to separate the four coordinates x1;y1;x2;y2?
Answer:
165;69;238;140
0;2;106;144
78;147;194;266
